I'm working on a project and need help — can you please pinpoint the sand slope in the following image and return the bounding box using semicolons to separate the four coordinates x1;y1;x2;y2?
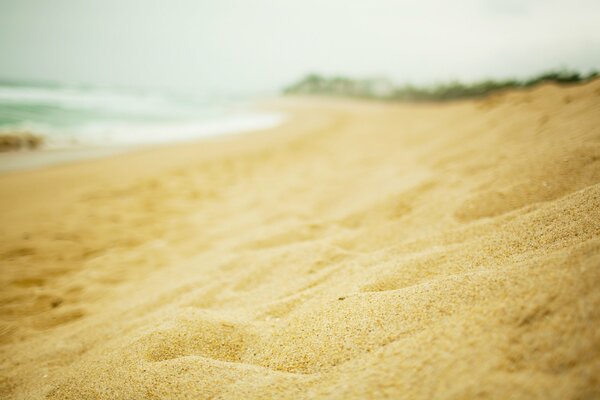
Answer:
1;81;600;399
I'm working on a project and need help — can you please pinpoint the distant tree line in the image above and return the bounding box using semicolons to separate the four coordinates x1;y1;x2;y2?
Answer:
283;69;599;101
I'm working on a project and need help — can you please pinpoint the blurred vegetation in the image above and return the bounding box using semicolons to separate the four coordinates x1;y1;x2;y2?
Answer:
283;69;599;102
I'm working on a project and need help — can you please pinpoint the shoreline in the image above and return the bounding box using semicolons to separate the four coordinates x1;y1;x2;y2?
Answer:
0;109;286;174
0;145;133;173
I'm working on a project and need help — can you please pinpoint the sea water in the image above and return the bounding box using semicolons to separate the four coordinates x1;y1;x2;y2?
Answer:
0;81;284;148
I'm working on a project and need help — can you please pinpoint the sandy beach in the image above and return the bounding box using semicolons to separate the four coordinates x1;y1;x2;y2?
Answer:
1;80;600;399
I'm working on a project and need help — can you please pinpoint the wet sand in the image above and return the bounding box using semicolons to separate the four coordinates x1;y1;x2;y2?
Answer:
1;81;600;399
0;146;133;173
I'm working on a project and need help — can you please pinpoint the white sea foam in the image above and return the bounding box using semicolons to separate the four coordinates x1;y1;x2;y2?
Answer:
72;112;285;146
0;82;283;148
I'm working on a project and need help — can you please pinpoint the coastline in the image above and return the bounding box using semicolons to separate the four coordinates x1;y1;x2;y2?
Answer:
1;81;600;399
0;108;285;173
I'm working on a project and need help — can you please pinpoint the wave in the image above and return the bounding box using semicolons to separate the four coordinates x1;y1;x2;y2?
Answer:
0;82;283;148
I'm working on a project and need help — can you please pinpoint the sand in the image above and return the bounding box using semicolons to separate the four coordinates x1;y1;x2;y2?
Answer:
1;80;600;399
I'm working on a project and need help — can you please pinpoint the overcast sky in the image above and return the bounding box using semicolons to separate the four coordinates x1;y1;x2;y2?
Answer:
1;0;599;95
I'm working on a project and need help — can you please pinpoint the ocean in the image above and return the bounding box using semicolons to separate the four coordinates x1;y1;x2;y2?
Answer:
0;81;283;148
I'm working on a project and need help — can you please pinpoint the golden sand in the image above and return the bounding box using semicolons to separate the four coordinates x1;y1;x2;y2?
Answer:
1;81;600;399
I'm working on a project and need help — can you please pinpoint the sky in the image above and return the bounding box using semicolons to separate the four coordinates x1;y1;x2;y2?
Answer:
1;0;599;95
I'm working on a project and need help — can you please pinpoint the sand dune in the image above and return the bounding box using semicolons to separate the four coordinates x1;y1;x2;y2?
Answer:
1;80;600;399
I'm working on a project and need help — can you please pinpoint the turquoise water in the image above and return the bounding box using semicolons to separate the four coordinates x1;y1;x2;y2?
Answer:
0;81;282;147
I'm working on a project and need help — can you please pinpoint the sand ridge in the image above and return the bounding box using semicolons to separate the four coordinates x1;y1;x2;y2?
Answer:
1;80;600;399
